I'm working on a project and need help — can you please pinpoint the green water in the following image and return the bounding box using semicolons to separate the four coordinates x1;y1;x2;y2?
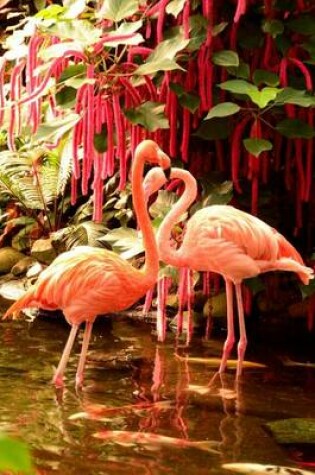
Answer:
0;313;314;474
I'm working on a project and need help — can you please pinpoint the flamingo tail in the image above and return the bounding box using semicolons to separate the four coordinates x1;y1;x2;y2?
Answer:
3;288;37;319
277;233;304;264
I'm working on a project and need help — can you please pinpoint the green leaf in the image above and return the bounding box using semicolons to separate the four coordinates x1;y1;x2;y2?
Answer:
212;50;239;67
276;118;315;138
169;83;200;113
187;14;207;51
253;69;279;87
124;102;169;132
195;118;231;140
218;79;257;95
247;87;280;108
58;64;87;83
204;102;240;120
101;21;144;47
100;227;144;259
55;86;77;108
262;19;284;37
94;124;108;153
288;15;315;35
98;0;139;22
227;62;250;80
39;20;102;55
35;4;65;19
212;22;228;37
166;0;186;17
135;34;189;75
63;0;86;18
243;138;273;157
35;113;81;143
275;87;315;107
0;433;34;474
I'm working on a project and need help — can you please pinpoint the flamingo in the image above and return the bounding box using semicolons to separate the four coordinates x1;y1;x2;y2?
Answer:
143;167;314;375
3;140;171;387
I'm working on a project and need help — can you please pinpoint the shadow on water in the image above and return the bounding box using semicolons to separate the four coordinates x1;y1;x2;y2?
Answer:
0;312;315;474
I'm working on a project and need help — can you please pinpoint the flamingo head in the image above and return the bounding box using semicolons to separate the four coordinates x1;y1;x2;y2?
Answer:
143;166;168;202
135;140;171;170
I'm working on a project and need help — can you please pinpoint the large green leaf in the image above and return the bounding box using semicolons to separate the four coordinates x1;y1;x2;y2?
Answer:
100;227;144;259
275;88;315;107
35;113;81;143
0;433;34;474
166;0;186;17
39;20;102;56
212;50;239;67
124;102;169;132
276;118;315;138
218;79;257;95
135;34;189;75
98;0;139;22
204;102;240;120
247;87;280;108
253;69;279;87
243;138;273;157
169;83;200;113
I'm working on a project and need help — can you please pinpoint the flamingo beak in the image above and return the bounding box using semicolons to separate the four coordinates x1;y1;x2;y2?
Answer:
157;150;171;170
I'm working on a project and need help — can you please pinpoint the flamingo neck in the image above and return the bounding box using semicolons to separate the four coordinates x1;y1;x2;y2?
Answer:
132;153;159;287
157;169;198;267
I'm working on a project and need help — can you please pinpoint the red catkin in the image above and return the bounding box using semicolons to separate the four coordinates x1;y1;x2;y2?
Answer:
234;0;247;23
0;58;5;126
231;115;251;194
113;93;127;190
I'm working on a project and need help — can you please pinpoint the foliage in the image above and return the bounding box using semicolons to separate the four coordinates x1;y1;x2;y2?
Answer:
0;432;34;474
0;0;314;238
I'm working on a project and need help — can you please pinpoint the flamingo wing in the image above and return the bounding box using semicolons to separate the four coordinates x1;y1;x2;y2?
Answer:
178;205;283;281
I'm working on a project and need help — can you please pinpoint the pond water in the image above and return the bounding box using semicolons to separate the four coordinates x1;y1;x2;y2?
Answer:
0;310;314;475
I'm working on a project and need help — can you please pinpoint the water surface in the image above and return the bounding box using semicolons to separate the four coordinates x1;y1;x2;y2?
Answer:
0;312;314;474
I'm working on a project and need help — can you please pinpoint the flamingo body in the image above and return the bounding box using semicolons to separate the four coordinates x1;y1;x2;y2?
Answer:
4;140;171;387
144;167;314;374
175;205;310;284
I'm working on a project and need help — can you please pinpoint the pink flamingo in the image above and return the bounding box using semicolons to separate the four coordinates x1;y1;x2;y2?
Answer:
143;167;314;375
3;140;171;387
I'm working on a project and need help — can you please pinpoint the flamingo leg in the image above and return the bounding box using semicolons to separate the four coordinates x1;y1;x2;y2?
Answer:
76;321;93;387
235;283;247;377
219;279;235;373
186;269;193;345
53;324;80;387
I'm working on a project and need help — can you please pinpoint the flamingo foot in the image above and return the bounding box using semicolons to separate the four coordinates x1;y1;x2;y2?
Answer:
219;338;235;373
236;337;247;377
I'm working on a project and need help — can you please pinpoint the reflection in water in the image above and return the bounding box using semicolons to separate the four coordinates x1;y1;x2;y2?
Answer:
0;315;314;474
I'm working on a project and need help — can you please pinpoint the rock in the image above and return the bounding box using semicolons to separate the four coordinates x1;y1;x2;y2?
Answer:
0;247;25;274
265;418;315;444
0;279;27;304
30;238;57;265
26;261;45;279
11;256;37;276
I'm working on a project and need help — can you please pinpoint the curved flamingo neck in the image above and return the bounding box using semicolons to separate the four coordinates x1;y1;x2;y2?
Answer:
157;169;198;267
132;152;159;286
